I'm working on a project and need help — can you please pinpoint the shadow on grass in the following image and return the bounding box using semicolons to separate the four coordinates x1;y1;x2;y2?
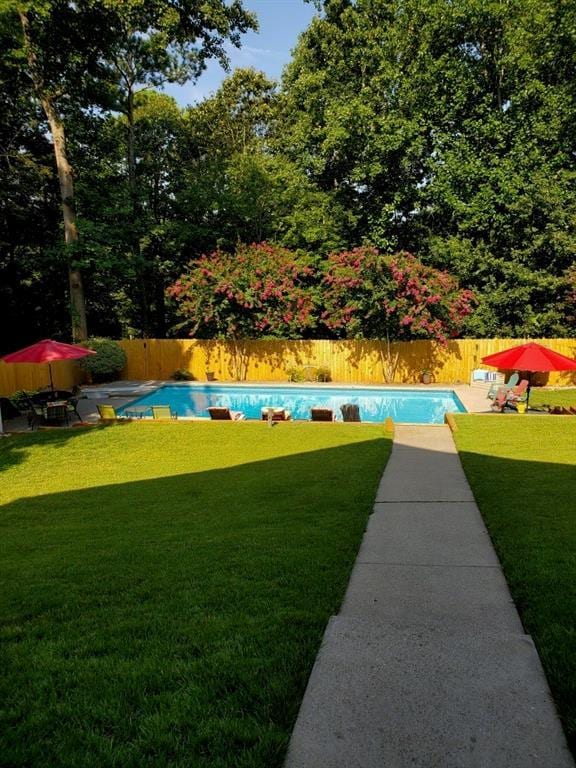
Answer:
456;445;576;757
0;431;389;768
3;423;575;764
0;423;124;472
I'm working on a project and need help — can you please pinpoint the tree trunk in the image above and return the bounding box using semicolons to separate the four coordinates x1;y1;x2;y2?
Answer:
19;9;88;341
42;98;88;341
126;86;150;337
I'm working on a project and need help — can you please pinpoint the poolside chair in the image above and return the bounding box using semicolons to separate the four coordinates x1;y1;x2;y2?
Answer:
66;397;83;422
491;380;529;412
152;405;178;420
207;406;245;421
487;372;520;400
340;403;361;422
310;407;335;422
490;388;509;412
506;379;529;404
44;402;69;426
97;404;119;420
23;394;46;430
261;407;292;421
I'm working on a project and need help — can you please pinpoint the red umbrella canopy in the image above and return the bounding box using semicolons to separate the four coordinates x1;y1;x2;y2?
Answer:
481;342;576;372
1;339;96;392
2;339;96;363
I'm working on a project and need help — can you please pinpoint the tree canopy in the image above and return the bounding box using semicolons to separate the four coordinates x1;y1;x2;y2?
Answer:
1;0;574;350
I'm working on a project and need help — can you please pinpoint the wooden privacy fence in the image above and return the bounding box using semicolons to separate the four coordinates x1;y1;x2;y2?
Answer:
0;358;84;397
116;338;576;386
1;338;575;396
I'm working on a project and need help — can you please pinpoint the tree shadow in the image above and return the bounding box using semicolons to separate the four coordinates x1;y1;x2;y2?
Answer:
2;426;575;763
0;423;111;472
340;339;461;384
456;445;576;757
0;433;389;767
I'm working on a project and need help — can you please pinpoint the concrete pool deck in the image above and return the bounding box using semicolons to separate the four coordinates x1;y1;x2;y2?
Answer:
0;381;536;432
284;425;574;767
79;380;493;421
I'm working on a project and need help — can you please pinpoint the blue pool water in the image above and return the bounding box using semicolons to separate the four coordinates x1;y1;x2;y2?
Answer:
117;384;465;424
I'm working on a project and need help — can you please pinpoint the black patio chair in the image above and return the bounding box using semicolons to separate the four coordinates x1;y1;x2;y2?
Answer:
66;397;83;422
44;403;69;426
22;394;46;430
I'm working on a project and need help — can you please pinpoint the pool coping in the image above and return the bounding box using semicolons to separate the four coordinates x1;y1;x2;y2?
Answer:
80;380;490;417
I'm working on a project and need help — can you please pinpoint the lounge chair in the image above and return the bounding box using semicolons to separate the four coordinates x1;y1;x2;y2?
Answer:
487;372;520;400
310;407;335;422
491;388;508;412
491;380;529;412
97;404;119;420
261;407;292;421
506;379;529;404
340;403;361;422
152;405;178;420
207;406;245;421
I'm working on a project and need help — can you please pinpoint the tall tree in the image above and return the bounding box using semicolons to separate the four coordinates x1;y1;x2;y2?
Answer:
6;1;114;339
174;68;350;255
280;0;576;337
1;0;256;340
0;10;67;351
103;2;257;335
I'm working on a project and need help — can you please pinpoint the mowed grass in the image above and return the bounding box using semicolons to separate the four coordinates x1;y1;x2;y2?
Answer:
530;387;576;408
453;415;576;752
0;422;391;768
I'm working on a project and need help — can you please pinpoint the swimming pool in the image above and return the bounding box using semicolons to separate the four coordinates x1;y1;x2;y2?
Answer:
117;384;466;424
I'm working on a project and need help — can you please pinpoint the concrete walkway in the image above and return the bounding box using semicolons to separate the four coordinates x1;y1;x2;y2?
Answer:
285;425;574;768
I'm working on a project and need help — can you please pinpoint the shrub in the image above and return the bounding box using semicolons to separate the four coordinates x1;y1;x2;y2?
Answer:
172;369;195;381
167;242;318;339
287;366;306;382
8;390;37;411
77;338;127;383
316;366;331;382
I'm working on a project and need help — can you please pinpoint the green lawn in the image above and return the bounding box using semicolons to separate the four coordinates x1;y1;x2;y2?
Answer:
530;387;576;408
453;415;576;753
0;422;391;768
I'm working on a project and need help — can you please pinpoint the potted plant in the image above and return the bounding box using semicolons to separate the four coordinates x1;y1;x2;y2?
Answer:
421;369;432;384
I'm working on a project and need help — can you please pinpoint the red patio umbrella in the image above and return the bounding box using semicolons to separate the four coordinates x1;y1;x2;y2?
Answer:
1;339;96;392
481;342;576;406
482;342;576;372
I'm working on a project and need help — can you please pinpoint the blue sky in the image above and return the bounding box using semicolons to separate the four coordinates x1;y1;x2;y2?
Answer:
164;0;318;106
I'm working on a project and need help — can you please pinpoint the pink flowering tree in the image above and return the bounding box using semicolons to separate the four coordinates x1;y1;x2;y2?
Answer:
322;247;476;380
167;242;317;340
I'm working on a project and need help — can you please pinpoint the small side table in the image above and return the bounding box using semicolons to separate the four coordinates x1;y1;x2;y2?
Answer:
124;406;152;419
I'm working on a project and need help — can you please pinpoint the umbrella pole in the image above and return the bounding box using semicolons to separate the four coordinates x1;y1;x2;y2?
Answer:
49;363;54;392
0;403;4;436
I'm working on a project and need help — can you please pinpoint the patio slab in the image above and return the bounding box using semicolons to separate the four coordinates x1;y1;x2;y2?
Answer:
341;563;523;632
285;617;573;768
358;502;498;566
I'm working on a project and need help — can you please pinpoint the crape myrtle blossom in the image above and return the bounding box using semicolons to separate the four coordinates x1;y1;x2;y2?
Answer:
168;242;475;342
